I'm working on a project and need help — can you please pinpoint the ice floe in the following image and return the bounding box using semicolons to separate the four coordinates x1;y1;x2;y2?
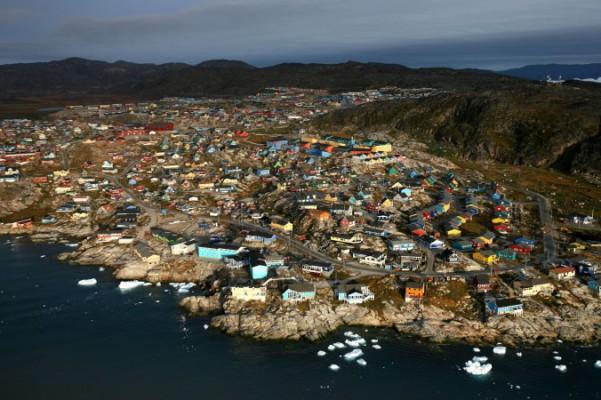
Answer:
555;364;567;373
473;347;481;353
118;280;150;290
77;278;97;286
464;357;493;376
493;346;507;355
170;282;196;293
372;344;382;350
516;352;523;357
203;324;209;330
345;338;366;348
327;345;336;351
343;349;364;361
472;356;488;363
356;359;367;366
333;342;346;349
371;339;379;344
317;350;327;357
595;360;601;368
553;356;562;361
329;364;340;371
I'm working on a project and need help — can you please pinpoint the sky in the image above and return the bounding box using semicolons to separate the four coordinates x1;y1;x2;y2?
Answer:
1;0;601;69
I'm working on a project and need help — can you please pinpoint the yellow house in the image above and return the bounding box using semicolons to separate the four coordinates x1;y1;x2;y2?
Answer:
371;143;392;152
271;221;294;233
381;198;394;209
473;251;498;265
324;193;339;203
447;228;462;238
231;286;267;302
441;202;451;212
492;217;510;224
53;170;70;177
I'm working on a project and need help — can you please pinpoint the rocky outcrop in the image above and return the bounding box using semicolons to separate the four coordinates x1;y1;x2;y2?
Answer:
180;294;223;314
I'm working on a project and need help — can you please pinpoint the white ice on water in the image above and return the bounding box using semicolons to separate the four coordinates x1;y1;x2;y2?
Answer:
118;280;150;290
317;350;327;357
516;352;523;357
553;356;562;361
356;359;367;366
345;338;366;348
333;342;346;349
329;364;340;371
343;349;364;361
327;345;336;351
170;282;196;293
595;360;601;368
77;278;97;286
555;364;567;373
464;357;493;376
372;344;382;350
473;347;481;353
493;346;507;355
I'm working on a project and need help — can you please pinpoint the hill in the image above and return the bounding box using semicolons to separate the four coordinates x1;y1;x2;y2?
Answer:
314;83;601;182
500;63;601;81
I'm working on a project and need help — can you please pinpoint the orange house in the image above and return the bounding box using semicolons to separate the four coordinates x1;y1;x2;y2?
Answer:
405;281;425;301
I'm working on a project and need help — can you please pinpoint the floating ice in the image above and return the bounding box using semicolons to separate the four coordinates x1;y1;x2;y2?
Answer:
329;364;340;371
170;282;196;293
344;331;359;338
473;347;481;353
555;364;567;373
356;359;367;366
317;350;327;357
118;280;150;290
77;278;97;286
98;267;105;272
40;255;46;258
327;345;336;351
371;339;379;344
472;356;488;363
516;352;523;357
553;356;562;361
553;350;559;355
345;338;366;348
333;342;346;349
344;349;364;361
464;358;493;376
595;360;601;368
372;344;382;350
557;339;563;343
493;346;507;355
203;324;209;330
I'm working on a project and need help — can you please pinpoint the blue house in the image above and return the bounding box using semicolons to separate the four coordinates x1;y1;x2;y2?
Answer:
282;283;315;302
486;297;523;315
266;137;289;150
197;243;243;260
250;264;269;280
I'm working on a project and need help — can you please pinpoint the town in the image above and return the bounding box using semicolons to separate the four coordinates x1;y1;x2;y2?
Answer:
1;86;600;344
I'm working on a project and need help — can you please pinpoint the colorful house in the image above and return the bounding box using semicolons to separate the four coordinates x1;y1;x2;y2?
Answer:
197;243;243;260
404;281;425;302
282;283;315;302
473;250;498;265
486;297;523;316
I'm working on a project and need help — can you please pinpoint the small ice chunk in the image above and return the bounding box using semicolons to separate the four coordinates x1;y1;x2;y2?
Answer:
372;344;382;350
345;338;366;348
472;356;488;363
493;346;507;355
327;345;336;351
371;339;379;343
40;255;46;258
98;267;105;272
553;356;562;361
118;280;149;290
344;349;364;361
595;360;601;368
555;364;567;373
203;324;209;330
78;278;97;286
516;352;523;357
333;342;346;349
356;359;367;366
317;350;327;357
464;358;493;375
329;364;340;371
473;347;481;353
557;339;563;343
553;350;559;355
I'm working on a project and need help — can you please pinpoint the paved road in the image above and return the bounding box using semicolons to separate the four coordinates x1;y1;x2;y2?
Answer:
524;189;557;266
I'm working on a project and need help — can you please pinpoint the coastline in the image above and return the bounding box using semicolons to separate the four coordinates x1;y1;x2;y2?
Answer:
6;229;601;347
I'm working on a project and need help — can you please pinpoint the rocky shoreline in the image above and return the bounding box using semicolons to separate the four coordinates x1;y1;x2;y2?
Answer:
4;229;601;347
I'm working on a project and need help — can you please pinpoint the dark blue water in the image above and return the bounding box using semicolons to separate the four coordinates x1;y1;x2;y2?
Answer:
1;236;601;400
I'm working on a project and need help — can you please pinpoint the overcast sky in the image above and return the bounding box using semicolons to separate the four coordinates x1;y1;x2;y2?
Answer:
1;0;600;69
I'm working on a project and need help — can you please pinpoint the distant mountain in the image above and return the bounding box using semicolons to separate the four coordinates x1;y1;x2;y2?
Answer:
500;63;601;81
0;57;525;102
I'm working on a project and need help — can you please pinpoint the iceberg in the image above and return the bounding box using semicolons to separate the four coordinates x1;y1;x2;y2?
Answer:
595;360;601;368
356;359;367;366
329;364;340;371
553;356;562;361
327;345;336;351
40;255;46;258
98;267;105;272
333;342;346;349
464;358;493;376
493;346;507;355
372;344;382;350
317;350;327;357
170;282;196;293
203;324;209;330
343;349;364;361
472;356;488;363
516;352;523;357
555;364;567;373
371;339;379;343
473;347;481;353
345;338;366;348
119;280;149;290
77;278;97;286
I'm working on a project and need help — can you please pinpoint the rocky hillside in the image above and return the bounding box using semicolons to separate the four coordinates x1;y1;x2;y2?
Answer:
315;83;601;181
